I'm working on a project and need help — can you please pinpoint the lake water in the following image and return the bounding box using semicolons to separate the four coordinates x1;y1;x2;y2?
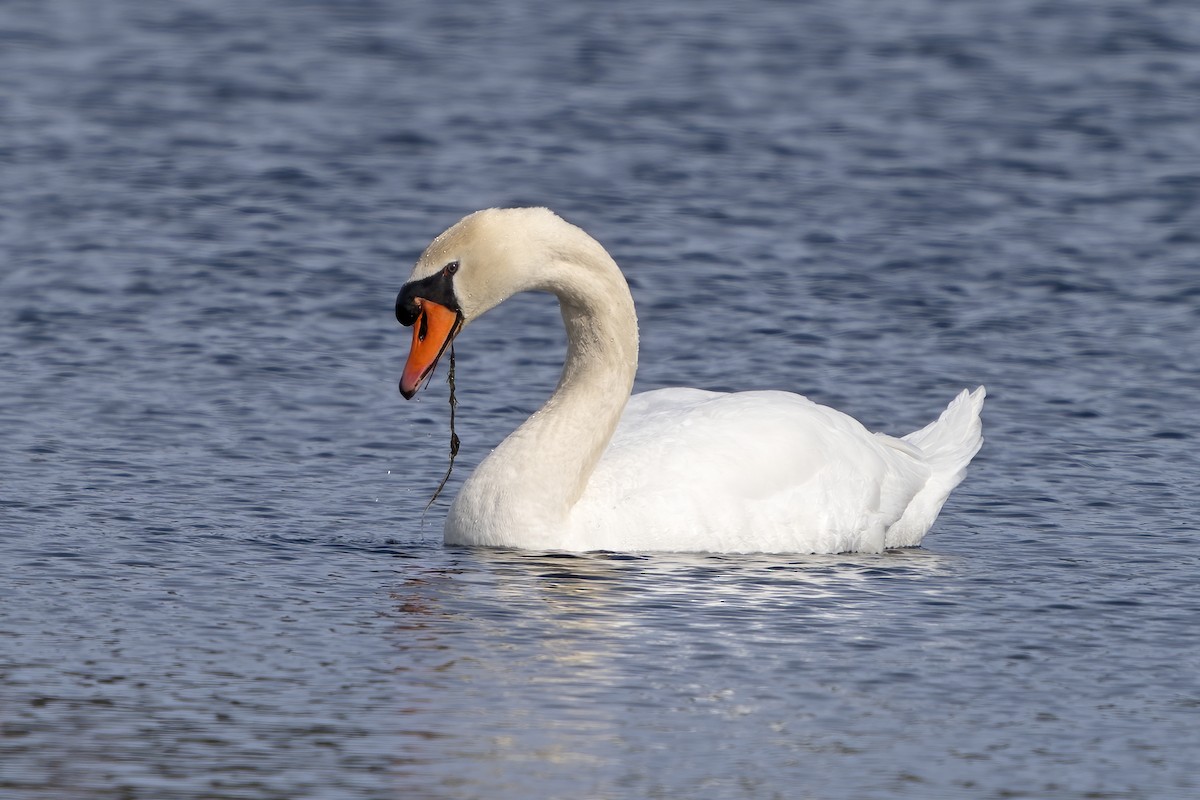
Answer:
2;0;1199;798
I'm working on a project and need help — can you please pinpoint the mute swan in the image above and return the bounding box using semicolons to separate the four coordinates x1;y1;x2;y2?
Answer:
396;208;984;553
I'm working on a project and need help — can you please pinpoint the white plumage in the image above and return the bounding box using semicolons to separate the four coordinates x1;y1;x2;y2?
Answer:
397;208;984;553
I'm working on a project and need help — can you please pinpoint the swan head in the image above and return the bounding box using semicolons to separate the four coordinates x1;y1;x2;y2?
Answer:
395;207;575;398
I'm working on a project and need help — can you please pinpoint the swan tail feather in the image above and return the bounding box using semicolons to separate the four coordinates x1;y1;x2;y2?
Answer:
904;386;986;474
886;386;986;547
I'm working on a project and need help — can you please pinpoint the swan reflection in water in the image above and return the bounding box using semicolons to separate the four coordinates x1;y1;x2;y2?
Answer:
389;546;956;678
387;546;957;788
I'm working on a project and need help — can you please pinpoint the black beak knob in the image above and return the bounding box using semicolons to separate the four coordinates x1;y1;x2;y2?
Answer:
396;284;420;326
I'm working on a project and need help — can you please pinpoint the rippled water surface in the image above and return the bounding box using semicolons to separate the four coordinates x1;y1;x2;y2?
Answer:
3;1;1199;798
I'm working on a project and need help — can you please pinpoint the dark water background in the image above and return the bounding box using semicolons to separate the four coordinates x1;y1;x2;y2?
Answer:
2;1;1199;798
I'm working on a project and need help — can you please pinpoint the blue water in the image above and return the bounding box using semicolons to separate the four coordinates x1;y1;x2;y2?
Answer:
2;1;1199;798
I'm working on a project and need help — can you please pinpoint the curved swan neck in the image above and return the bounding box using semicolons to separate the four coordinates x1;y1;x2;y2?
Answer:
551;258;639;400
523;242;639;505
450;226;638;546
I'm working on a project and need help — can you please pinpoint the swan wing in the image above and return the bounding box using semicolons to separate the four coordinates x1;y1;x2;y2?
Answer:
571;388;932;553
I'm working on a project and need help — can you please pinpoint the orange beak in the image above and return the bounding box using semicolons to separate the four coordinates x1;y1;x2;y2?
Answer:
399;299;462;399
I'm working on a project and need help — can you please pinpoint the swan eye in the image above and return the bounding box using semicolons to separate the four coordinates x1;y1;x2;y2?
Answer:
445;261;459;276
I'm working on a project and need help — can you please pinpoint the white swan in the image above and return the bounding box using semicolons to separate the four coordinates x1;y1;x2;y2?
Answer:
396;208;984;553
